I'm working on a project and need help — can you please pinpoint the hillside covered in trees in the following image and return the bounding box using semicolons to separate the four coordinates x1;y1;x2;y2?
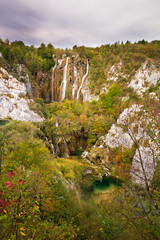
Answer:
0;39;160;239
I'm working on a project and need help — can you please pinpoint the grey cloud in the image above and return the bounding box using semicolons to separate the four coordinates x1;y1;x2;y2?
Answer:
0;1;41;29
0;0;160;48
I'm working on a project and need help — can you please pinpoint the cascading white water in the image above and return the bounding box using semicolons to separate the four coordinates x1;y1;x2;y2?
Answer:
55;120;59;128
51;143;55;155
63;137;69;157
58;59;63;67
51;63;57;102
59;57;69;101
46;137;56;155
77;60;89;99
72;65;78;99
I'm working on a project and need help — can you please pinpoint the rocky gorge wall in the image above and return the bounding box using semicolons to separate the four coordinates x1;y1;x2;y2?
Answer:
51;55;98;102
30;54;99;103
83;103;160;186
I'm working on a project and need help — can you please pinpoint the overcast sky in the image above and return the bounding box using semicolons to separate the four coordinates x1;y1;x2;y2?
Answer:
0;0;160;48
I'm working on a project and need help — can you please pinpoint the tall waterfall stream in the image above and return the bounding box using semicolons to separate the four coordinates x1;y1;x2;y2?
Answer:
77;60;89;99
51;63;57;102
59;57;69;101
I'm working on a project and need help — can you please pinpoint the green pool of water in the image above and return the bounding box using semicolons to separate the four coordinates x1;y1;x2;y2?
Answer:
0;120;9;126
93;176;121;194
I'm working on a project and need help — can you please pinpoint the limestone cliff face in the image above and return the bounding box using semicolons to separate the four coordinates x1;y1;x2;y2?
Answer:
30;54;98;103
30;57;160;103
31;71;51;102
52;55;97;102
48;58;159;103
83;103;160;186
128;60;160;94
0;67;43;122
12;64;32;93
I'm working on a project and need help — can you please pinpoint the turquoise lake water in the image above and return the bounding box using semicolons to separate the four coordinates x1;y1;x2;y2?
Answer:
93;176;121;194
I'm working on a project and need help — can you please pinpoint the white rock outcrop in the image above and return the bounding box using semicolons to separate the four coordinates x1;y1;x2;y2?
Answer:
81;79;99;102
15;64;32;93
84;103;159;186
97;104;142;149
129;60;160;94
0;68;43;122
102;124;134;149
130;145;159;186
107;61;124;82
0;71;26;98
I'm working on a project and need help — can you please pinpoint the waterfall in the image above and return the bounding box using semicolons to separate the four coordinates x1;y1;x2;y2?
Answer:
102;165;109;176
59;57;69;101
58;59;63;67
55;121;58;128
72;65;78;99
51;143;55;155
51;63;57;102
46;137;56;156
63;138;69;157
77;60;89;99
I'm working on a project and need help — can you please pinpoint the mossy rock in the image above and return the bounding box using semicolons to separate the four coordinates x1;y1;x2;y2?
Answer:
87;146;109;165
